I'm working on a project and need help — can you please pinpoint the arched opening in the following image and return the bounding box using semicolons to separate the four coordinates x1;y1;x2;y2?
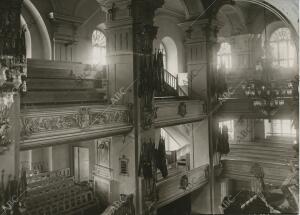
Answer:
161;36;178;76
91;30;107;65
21;15;32;58
23;0;52;60
269;27;296;68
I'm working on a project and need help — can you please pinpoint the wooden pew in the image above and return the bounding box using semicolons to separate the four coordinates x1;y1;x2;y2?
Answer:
23;59;108;106
27;168;71;188
24;189;97;215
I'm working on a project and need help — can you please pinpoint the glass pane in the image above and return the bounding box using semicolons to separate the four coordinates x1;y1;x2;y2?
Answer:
278;41;288;59
217;43;232;70
282;120;291;134
270;43;278;60
270;28;296;68
92;30;106;47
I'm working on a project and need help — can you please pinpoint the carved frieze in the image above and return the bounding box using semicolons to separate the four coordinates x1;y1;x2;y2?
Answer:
21;107;130;137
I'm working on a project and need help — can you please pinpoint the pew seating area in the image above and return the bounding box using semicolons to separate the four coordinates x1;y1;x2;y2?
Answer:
22;168;98;215
27;168;71;188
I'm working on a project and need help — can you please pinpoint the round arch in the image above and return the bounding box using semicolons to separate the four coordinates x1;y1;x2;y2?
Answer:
217;4;247;37
161;36;178;76
235;0;298;38
23;0;52;60
21;15;32;58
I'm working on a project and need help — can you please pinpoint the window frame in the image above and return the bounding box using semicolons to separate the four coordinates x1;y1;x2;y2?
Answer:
217;42;232;71
91;29;107;65
269;27;296;68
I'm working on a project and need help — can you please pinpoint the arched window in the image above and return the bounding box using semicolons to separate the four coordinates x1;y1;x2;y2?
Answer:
269;28;296;68
92;30;106;65
160;43;167;70
160;37;178;76
217;42;232;70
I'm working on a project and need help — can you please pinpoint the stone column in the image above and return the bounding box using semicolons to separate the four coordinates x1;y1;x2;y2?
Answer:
98;1;163;214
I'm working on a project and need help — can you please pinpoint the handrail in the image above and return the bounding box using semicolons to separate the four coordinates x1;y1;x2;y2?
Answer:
164;70;188;97
164;70;177;90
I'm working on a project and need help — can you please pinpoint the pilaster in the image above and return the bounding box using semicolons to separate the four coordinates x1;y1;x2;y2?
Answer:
98;1;164;214
178;19;220;100
179;17;220;214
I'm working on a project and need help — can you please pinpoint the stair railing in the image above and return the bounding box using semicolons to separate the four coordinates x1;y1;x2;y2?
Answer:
164;70;188;97
164;69;177;90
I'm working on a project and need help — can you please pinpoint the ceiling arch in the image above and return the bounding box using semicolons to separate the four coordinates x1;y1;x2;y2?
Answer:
23;0;52;59
236;0;298;36
178;0;205;19
217;4;247;37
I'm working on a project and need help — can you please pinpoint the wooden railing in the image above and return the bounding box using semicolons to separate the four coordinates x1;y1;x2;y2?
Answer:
164;70;177;90
164;70;188;97
101;194;135;215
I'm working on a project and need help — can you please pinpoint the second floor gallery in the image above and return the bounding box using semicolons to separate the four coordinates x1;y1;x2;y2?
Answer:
0;0;299;214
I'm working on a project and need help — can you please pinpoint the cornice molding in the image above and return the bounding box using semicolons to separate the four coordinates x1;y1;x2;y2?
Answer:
155;8;185;21
48;12;84;26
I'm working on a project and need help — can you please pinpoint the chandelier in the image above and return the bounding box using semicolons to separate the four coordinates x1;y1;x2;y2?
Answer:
241;9;296;117
0;0;27;153
241;78;293;116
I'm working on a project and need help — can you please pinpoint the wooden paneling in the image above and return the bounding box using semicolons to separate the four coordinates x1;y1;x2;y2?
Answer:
156;165;208;208
27;79;102;90
222;142;295;186
22;90;106;105
154;100;206;127
22;59;108;106
227;142;295;163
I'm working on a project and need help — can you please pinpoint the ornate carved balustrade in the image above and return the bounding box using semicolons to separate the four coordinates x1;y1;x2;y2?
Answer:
20;105;132;150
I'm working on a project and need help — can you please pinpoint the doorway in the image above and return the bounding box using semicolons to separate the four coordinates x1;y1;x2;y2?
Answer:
74;147;90;182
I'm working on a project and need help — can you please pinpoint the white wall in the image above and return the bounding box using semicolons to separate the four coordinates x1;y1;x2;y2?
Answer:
154;15;185;75
192;121;209;168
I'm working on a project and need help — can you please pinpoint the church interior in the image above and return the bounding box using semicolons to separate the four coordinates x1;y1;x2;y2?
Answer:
0;0;299;214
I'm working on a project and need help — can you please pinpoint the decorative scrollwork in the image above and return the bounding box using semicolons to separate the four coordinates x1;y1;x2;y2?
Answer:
21;108;130;137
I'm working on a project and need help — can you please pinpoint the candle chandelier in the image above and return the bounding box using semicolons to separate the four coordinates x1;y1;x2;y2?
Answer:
241;9;297;117
0;0;27;153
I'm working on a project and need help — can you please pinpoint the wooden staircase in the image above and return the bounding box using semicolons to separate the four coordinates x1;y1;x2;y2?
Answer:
155;70;188;98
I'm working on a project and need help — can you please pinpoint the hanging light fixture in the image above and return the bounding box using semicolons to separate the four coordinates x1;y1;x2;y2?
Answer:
241;8;296;117
0;0;27;153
